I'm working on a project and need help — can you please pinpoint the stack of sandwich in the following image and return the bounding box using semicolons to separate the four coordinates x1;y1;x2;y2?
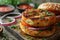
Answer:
20;2;60;37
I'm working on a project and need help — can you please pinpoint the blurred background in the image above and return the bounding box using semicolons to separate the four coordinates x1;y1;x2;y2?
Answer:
0;0;59;6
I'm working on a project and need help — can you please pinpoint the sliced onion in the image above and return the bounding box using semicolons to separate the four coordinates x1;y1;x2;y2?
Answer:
14;14;22;19
3;13;22;19
56;15;60;18
25;25;50;31
0;17;16;26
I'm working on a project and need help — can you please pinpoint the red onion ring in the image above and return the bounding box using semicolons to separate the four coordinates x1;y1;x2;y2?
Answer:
28;26;51;31
14;14;22;19
3;13;22;19
56;15;60;18
28;27;49;31
0;17;16;26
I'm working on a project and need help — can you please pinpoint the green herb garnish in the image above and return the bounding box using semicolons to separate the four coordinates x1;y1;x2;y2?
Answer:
8;18;12;22
29;12;33;15
26;19;34;25
40;16;45;20
46;12;52;16
35;3;39;8
1;33;9;40
45;11;53;16
11;25;17;29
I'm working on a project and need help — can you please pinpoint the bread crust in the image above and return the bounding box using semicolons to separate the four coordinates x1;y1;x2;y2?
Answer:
38;2;60;15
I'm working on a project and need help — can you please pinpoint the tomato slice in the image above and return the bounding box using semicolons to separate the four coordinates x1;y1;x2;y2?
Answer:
21;20;32;27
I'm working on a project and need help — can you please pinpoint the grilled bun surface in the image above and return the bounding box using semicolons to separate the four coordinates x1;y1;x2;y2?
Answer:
38;2;60;15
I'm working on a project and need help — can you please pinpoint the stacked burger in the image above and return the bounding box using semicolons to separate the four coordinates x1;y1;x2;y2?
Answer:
20;9;56;37
20;2;60;37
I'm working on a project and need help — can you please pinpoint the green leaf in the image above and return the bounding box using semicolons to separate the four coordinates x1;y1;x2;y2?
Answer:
11;25;17;29
0;0;12;5
40;16;45;20
25;0;32;3
8;18;12;22
35;3;39;8
45;11;54;16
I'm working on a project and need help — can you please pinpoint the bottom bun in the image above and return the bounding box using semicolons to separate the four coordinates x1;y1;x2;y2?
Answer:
20;23;56;37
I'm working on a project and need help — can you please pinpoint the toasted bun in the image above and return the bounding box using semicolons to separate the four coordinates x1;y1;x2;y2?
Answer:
38;2;60;15
20;23;56;37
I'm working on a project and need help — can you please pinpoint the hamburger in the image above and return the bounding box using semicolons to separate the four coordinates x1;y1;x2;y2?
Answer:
20;9;56;37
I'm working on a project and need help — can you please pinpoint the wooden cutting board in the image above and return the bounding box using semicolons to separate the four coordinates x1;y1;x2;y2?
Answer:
0;26;18;40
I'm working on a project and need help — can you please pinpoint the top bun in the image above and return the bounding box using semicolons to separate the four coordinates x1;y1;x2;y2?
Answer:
38;2;60;15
